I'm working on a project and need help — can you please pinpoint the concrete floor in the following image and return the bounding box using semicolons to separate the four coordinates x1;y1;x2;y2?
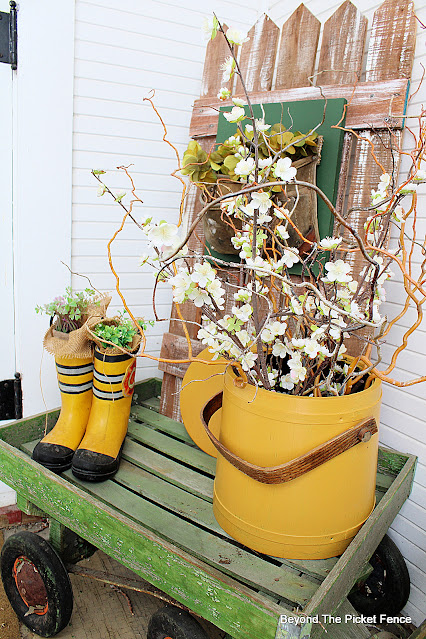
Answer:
1;522;224;639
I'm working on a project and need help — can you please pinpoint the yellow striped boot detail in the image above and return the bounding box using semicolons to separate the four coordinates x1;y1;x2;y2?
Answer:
32;356;94;473
71;348;136;482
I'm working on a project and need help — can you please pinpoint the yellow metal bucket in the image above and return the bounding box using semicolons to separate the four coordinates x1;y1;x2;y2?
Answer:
211;369;381;559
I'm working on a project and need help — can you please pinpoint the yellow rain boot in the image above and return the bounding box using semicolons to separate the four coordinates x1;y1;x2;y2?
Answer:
71;347;137;482
32;356;94;473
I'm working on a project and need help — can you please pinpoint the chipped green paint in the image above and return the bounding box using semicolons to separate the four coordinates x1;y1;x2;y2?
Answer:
0;442;281;639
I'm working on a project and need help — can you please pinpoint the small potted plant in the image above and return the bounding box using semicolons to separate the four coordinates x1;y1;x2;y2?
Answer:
70;313;151;482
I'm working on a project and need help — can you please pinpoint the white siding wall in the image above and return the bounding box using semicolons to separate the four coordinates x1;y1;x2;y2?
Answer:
71;0;261;382
266;0;426;625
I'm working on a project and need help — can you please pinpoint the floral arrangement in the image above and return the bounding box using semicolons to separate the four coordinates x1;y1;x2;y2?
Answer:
92;16;426;397
35;287;99;333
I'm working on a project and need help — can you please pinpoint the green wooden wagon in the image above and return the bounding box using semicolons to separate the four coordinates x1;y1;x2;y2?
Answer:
0;379;418;639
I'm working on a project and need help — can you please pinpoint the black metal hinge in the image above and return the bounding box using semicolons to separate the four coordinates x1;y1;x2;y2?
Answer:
0;1;17;70
0;373;22;420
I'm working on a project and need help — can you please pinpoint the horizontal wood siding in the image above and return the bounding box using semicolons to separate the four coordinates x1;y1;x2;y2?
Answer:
71;0;259;382
266;0;425;625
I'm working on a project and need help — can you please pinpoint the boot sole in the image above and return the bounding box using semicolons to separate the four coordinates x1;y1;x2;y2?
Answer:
34;460;73;474
71;465;118;482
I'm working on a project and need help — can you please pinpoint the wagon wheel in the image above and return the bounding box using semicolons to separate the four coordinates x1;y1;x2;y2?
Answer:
349;534;410;617
147;605;209;639
0;531;73;637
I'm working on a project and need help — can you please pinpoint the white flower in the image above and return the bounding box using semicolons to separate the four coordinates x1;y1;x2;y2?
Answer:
337;287;351;300
188;288;211;307
261;328;275;343
250;192;272;215
232;97;245;107
241;351;257;371
280;374;294;390
234;157;255;177
399;183;417;194
234;289;252;302
303;339;321;359
281;249;300;268
276;226;289;241
378;173;391;192
217;87;231;101
239;202;256;217
191;262;215;288
392;205;405;222
274;207;288;220
290;298;303;315
223;106;245;124
226;28;249;46
233;304;252;323
319;236;342;250
288;357;307;383
97;184;107;197
258;212;272;225
170;271;193;303
198;328;217;347
272;340;287;358
371;189;386;205
221;56;235;82
324;259;352;283
348;280;358;293
245;255;270;275
236;329;251;347
206;278;225;299
258;157;273;169
245;119;271;133
148;222;179;248
273;157;297;182
115;190;127;202
202;16;219;40
413;169;426;181
269;320;287;336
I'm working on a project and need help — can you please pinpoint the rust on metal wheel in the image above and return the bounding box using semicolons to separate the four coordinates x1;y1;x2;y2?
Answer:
13;556;49;615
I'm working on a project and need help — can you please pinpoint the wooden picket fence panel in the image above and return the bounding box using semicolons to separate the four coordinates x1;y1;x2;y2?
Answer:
159;0;417;420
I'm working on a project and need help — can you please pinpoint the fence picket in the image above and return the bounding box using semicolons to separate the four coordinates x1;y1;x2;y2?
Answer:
317;0;367;86
365;0;416;82
236;14;280;94
275;4;321;90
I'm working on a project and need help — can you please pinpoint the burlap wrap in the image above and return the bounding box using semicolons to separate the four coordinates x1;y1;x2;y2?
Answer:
43;295;112;359
85;316;142;356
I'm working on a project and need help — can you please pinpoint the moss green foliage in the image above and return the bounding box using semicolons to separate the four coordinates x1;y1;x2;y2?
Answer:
35;287;99;333
181;125;318;186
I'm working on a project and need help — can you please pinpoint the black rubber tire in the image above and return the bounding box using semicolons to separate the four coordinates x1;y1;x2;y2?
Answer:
147;605;209;639
0;531;73;637
348;534;410;616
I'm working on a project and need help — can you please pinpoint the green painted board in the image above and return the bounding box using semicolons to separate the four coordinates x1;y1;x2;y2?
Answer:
60;469;319;607
127;418;216;475
130;405;195;444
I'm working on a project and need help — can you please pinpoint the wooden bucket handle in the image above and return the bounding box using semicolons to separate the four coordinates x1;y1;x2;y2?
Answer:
201;392;377;485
